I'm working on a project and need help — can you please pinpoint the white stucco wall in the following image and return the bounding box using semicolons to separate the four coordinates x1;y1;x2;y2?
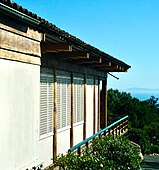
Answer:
0;59;40;170
0;58;101;169
95;80;99;133
38;136;53;168
73;123;83;145
57;128;70;155
86;77;94;138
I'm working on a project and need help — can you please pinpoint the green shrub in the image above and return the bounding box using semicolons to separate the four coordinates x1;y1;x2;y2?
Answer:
128;128;150;154
51;136;141;170
146;145;159;155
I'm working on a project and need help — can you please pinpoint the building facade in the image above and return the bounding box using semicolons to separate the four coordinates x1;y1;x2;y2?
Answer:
0;1;130;169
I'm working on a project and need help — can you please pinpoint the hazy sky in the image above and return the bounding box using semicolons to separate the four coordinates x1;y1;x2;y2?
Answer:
13;0;159;91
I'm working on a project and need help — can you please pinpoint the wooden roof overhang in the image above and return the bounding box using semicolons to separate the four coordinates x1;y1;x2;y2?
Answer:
1;0;131;72
41;37;130;72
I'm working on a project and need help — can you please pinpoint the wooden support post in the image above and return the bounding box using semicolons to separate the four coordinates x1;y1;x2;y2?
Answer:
70;73;74;148
105;76;108;127
53;70;57;160
97;77;100;131
100;76;108;129
101;80;105;129
93;77;96;134
83;75;86;140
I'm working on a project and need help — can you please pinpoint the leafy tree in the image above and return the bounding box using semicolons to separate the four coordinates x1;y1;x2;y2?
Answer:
107;89;159;154
144;123;159;145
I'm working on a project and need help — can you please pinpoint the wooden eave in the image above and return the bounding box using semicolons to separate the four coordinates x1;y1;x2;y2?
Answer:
41;41;129;72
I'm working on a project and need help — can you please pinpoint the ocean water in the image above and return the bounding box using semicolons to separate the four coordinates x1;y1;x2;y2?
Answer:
130;93;159;101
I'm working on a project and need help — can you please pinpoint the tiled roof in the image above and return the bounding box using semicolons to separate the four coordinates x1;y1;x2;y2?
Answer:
0;0;131;70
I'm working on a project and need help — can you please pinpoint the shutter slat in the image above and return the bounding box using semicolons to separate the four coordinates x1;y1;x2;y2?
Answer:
40;72;54;138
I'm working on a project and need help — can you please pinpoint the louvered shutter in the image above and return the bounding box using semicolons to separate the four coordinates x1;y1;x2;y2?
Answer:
66;77;71;126
73;76;84;123
57;76;62;129
62;77;66;128
40;72;54;138
80;80;84;121
73;78;77;123
57;71;71;130
40;73;47;137
47;74;54;135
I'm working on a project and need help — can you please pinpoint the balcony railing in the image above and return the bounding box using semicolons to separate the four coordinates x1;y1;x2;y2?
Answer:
68;115;128;155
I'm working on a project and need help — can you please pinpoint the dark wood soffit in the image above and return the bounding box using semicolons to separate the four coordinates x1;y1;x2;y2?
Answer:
41;43;129;72
41;43;72;52
46;51;90;59
43;52;128;72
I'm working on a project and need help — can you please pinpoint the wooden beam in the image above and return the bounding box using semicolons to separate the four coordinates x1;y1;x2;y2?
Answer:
101;80;106;129
46;51;89;60
41;43;72;53
93;77;96;134
70;73;74;148
89;62;111;68
72;52;89;59
122;67;125;71
97;77;100;131
105;76;108;127
74;57;102;65
53;69;57;160
83;75;86;140
97;63;125;72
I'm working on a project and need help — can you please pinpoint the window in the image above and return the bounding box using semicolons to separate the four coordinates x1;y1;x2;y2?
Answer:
57;71;71;130
73;76;84;123
40;71;54;138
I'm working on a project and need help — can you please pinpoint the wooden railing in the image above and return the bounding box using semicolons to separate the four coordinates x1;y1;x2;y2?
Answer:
68;115;128;155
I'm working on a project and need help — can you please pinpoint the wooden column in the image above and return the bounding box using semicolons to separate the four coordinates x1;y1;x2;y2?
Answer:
53;70;57;160
101;76;108;128
101;80;106;128
97;77;100;131
83;75;86;140
70;73;74;148
105;76;108;127
93;77;96;134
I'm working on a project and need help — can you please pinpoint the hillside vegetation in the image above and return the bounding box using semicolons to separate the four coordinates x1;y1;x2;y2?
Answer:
108;88;159;154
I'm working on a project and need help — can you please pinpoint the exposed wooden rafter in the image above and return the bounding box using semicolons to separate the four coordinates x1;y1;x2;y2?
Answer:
41;41;129;72
41;43;72;53
46;51;89;60
89;61;111;68
98;66;126;72
75;57;102;64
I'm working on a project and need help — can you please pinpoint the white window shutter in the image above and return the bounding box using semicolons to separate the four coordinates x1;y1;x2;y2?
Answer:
40;73;48;136
73;76;84;123
62;78;66;128
40;71;54;138
57;77;61;129
73;79;77;123
56;71;71;130
47;74;54;135
67;77;71;126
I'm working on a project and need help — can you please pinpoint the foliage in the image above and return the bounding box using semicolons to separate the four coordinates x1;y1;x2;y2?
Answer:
144;123;159;145
107;88;159;154
51;136;141;170
108;89;159;128
128;128;150;154
146;145;159;155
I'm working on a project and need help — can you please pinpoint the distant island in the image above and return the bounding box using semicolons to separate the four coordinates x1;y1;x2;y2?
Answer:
124;88;159;101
